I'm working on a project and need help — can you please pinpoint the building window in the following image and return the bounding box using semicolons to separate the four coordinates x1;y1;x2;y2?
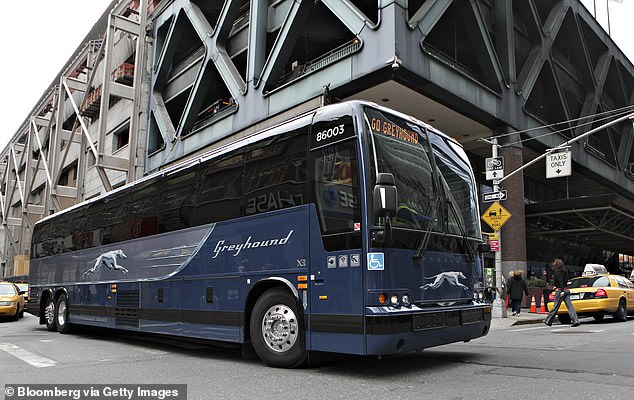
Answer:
58;161;78;187
113;122;130;152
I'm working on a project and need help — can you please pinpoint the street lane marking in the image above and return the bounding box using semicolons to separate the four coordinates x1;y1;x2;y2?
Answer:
550;328;605;333
510;326;550;332
0;343;57;368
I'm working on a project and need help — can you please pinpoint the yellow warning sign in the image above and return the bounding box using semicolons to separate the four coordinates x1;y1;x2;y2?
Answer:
481;201;511;232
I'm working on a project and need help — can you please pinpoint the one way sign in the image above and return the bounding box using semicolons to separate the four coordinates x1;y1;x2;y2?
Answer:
483;190;507;203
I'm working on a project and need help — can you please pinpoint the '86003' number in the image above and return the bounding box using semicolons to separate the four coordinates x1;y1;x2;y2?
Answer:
316;124;345;142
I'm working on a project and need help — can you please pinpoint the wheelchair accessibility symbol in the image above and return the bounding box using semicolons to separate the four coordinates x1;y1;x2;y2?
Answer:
367;253;384;271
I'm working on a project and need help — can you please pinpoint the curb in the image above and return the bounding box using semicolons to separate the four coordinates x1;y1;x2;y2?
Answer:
511;317;544;326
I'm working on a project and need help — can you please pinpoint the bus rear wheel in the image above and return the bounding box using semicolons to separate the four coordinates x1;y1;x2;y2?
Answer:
250;288;307;368
44;297;57;332
55;294;72;333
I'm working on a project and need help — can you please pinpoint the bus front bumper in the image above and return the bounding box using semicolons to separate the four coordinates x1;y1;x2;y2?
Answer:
365;303;491;355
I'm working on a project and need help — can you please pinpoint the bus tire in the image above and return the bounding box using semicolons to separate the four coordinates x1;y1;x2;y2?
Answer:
55;294;72;333
250;288;307;368
44;296;57;332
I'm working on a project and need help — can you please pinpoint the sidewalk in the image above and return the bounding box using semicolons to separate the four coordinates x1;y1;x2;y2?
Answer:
490;307;546;330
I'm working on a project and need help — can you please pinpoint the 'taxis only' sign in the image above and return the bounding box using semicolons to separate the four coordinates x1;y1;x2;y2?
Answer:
546;149;571;179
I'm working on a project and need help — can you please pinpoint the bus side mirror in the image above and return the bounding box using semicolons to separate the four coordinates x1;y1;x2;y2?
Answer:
373;173;398;218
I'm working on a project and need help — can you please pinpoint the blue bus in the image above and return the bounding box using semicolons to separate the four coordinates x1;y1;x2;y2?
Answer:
28;101;490;367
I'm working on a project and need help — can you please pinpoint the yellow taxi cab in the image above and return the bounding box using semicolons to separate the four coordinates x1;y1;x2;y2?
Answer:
0;281;26;320
548;271;634;324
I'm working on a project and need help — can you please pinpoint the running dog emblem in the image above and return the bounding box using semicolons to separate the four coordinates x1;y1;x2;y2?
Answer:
420;272;468;290
84;250;128;275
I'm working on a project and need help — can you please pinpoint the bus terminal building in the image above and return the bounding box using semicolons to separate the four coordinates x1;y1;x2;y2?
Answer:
1;0;634;281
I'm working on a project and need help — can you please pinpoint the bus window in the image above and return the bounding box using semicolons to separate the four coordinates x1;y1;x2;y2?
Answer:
195;149;244;225
310;139;361;250
158;167;198;233
365;107;436;231
244;126;309;215
430;135;480;238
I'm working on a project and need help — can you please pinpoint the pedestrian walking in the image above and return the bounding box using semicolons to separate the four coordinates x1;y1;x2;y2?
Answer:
506;270;529;316
543;258;580;327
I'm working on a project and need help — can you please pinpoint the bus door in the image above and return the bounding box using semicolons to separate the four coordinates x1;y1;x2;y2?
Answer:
308;108;365;354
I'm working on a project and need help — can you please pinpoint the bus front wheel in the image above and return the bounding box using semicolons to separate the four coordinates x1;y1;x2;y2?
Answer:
250;288;307;368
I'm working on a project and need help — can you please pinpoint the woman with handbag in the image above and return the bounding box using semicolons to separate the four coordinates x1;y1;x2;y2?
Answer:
543;258;580;327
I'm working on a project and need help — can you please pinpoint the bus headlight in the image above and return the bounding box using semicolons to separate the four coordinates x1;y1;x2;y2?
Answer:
401;294;410;305
390;295;399;305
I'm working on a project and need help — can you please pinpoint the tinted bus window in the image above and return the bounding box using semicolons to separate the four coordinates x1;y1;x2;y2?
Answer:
430;135;480;238
310;138;361;250
365;107;436;231
244;127;309;215
158;167;198;233
194;149;244;225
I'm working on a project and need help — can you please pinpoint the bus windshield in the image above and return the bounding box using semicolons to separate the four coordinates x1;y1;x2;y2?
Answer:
364;107;480;239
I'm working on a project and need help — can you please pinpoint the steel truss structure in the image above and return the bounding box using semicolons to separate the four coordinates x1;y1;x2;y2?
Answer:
1;0;634;277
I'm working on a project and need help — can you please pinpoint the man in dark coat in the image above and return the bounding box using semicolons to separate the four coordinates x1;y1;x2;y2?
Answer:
507;270;529;316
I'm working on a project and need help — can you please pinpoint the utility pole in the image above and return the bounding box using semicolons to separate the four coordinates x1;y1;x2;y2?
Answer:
490;138;507;318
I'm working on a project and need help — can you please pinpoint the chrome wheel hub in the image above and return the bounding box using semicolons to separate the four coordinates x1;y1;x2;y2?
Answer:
261;304;298;353
57;301;66;327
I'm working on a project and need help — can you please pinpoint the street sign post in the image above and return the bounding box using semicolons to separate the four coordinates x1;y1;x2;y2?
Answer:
546;148;572;179
481;201;512;232
483;190;507;203
485;156;504;180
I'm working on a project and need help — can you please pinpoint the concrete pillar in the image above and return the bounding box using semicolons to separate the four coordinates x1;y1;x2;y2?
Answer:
498;129;527;279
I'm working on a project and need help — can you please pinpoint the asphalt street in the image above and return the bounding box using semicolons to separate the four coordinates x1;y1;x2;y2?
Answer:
1;313;633;400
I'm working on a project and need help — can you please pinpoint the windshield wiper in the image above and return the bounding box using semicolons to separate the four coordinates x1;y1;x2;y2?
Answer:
446;195;476;262
413;196;440;259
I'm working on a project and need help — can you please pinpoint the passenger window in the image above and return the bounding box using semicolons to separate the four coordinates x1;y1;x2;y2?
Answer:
243;127;308;215
594;276;611;287
195;150;245;225
310;139;361;250
615;276;630;289
158;167;198;233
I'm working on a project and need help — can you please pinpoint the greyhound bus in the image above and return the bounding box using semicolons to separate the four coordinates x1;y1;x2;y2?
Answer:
28;101;491;367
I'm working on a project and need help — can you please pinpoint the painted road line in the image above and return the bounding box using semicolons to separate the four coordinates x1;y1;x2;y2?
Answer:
510;326;550;332
0;343;57;368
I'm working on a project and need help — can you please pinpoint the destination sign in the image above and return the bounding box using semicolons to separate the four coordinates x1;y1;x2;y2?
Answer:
365;108;422;145
369;117;419;144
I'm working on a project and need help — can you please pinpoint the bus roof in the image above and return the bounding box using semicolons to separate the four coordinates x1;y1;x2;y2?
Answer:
34;100;460;227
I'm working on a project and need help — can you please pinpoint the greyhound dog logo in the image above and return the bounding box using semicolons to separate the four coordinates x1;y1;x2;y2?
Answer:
420;272;468;290
84;250;128;275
